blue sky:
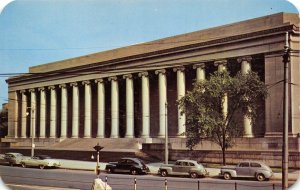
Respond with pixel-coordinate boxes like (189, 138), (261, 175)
(0, 0), (298, 106)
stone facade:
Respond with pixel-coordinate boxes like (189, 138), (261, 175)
(4, 13), (300, 158)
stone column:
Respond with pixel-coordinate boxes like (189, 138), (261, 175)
(173, 67), (186, 137)
(29, 89), (37, 138)
(155, 69), (167, 138)
(8, 91), (19, 138)
(109, 76), (119, 138)
(123, 74), (134, 138)
(138, 72), (150, 138)
(214, 60), (228, 118)
(38, 87), (46, 138)
(20, 90), (27, 138)
(59, 84), (68, 138)
(49, 85), (57, 138)
(82, 80), (92, 138)
(238, 56), (253, 137)
(95, 79), (105, 138)
(70, 82), (79, 138)
(193, 63), (206, 81)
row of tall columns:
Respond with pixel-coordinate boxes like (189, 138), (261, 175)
(16, 58), (253, 139)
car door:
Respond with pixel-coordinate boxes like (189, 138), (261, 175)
(115, 159), (127, 172)
(172, 161), (182, 173)
(236, 162), (250, 177)
(249, 162), (262, 176)
(181, 161), (193, 175)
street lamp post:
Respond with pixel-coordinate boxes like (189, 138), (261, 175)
(165, 102), (168, 165)
(282, 32), (290, 190)
(26, 107), (35, 157)
(93, 143), (104, 178)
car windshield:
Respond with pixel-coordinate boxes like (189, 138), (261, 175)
(37, 155), (51, 159)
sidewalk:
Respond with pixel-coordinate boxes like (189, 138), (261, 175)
(57, 159), (300, 181)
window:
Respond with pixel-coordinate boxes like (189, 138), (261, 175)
(188, 162), (195, 166)
(250, 163), (261, 167)
(239, 162), (249, 167)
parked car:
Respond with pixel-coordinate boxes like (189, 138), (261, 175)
(0, 154), (8, 165)
(105, 157), (150, 175)
(20, 155), (61, 169)
(158, 160), (208, 178)
(4, 152), (27, 166)
(219, 161), (273, 181)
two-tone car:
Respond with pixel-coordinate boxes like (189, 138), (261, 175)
(4, 152), (26, 166)
(20, 155), (61, 169)
(158, 160), (208, 178)
(219, 161), (273, 181)
(105, 157), (150, 175)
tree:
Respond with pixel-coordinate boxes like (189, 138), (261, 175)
(178, 70), (268, 165)
(0, 108), (8, 137)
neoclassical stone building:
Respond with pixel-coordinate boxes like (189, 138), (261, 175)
(4, 12), (300, 166)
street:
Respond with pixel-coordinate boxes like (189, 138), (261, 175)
(0, 165), (292, 190)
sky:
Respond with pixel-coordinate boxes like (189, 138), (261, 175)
(0, 0), (299, 107)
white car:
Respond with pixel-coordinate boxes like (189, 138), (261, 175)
(20, 155), (60, 169)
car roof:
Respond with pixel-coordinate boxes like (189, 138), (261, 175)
(121, 157), (141, 162)
(5, 152), (23, 156)
(176, 160), (199, 164)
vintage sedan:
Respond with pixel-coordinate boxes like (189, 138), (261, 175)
(20, 155), (61, 169)
(105, 157), (150, 175)
(158, 160), (208, 178)
(220, 161), (273, 181)
(4, 152), (26, 166)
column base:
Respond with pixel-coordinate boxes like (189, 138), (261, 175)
(125, 135), (134, 138)
(140, 135), (150, 138)
(110, 136), (119, 138)
(157, 135), (166, 138)
(96, 136), (105, 138)
(71, 136), (79, 139)
(243, 134), (254, 138)
(83, 136), (91, 138)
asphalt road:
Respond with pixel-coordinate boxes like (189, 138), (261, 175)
(0, 165), (292, 190)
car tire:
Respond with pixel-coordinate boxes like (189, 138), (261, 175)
(224, 172), (232, 180)
(161, 170), (168, 177)
(130, 169), (138, 175)
(21, 163), (26, 168)
(256, 173), (265, 181)
(190, 172), (198, 179)
(107, 168), (113, 173)
(39, 165), (45, 169)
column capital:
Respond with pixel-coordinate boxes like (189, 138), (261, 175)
(123, 74), (133, 79)
(108, 76), (118, 81)
(214, 59), (228, 67)
(193, 63), (205, 69)
(48, 85), (56, 90)
(155, 69), (166, 75)
(237, 56), (252, 63)
(28, 88), (36, 93)
(70, 82), (78, 87)
(173, 66), (185, 72)
(20, 89), (26, 93)
(59, 84), (67, 88)
(82, 80), (91, 85)
(38, 87), (45, 91)
(95, 78), (104, 83)
(138, 71), (148, 77)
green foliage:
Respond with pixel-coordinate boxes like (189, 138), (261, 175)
(0, 108), (8, 137)
(178, 70), (267, 164)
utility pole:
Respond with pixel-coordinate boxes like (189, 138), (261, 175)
(282, 31), (290, 190)
(29, 107), (35, 157)
(165, 102), (168, 164)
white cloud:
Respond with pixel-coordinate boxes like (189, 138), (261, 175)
(0, 0), (14, 14)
